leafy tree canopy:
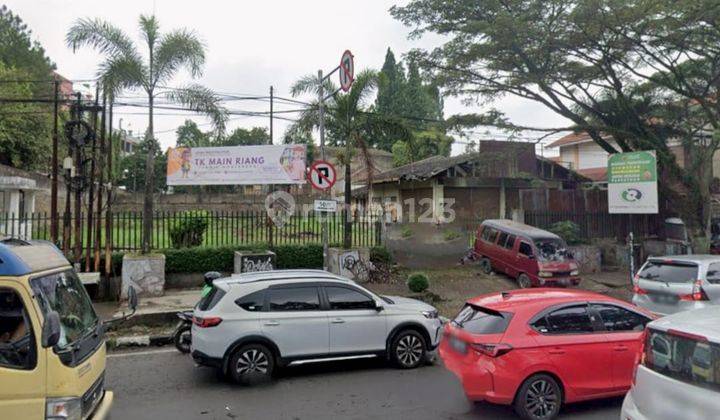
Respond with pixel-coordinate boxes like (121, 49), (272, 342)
(0, 5), (55, 86)
(119, 136), (167, 193)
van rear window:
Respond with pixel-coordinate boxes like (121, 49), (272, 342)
(452, 304), (512, 334)
(644, 329), (720, 392)
(638, 261), (698, 283)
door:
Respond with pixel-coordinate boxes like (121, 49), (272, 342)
(530, 304), (615, 399)
(502, 234), (519, 277)
(516, 240), (537, 277)
(495, 231), (510, 273)
(323, 285), (386, 354)
(589, 303), (651, 390)
(260, 285), (329, 358)
(0, 283), (45, 419)
(702, 262), (720, 302)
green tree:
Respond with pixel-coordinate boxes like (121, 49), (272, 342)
(175, 119), (211, 148)
(0, 6), (55, 87)
(119, 137), (167, 193)
(289, 69), (407, 247)
(392, 0), (720, 235)
(67, 14), (227, 253)
(220, 127), (270, 146)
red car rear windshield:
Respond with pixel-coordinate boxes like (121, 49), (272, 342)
(452, 304), (513, 334)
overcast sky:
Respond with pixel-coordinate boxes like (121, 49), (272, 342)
(7, 0), (568, 155)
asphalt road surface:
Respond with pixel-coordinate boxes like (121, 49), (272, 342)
(107, 348), (622, 420)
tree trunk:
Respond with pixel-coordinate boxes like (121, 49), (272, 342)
(142, 93), (155, 254)
(344, 143), (352, 249)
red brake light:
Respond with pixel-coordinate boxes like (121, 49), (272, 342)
(193, 316), (223, 328)
(633, 285), (647, 295)
(679, 280), (709, 301)
(470, 343), (513, 357)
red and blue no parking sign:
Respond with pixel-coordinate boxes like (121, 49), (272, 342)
(308, 160), (337, 191)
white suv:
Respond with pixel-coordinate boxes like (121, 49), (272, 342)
(622, 306), (720, 420)
(190, 270), (443, 384)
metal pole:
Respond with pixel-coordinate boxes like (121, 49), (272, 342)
(268, 85), (274, 248)
(51, 80), (59, 243)
(94, 92), (106, 273)
(318, 70), (328, 270)
(86, 87), (99, 271)
(104, 99), (114, 282)
(73, 92), (83, 265)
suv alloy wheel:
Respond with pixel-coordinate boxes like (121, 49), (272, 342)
(391, 330), (426, 369)
(228, 344), (275, 385)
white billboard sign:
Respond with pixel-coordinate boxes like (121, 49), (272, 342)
(167, 144), (307, 186)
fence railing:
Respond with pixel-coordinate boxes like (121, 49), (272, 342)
(0, 210), (383, 253)
(524, 211), (663, 240)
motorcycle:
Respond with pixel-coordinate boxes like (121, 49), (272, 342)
(173, 271), (222, 354)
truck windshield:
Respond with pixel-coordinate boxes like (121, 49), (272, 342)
(30, 270), (98, 349)
(534, 238), (570, 262)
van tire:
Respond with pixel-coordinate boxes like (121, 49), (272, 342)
(480, 257), (493, 274)
(517, 273), (532, 289)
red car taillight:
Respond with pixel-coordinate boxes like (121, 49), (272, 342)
(192, 316), (222, 328)
(470, 343), (513, 357)
(679, 280), (709, 301)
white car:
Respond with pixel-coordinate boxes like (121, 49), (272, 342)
(190, 269), (443, 384)
(621, 306), (720, 420)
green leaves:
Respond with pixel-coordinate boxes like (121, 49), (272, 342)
(165, 84), (228, 136)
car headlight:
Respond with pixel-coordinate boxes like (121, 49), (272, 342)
(538, 271), (552, 278)
(570, 270), (580, 276)
(46, 397), (82, 420)
(422, 310), (438, 319)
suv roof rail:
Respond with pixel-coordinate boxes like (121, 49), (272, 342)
(219, 269), (352, 286)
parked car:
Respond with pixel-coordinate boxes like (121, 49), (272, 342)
(190, 269), (443, 384)
(621, 306), (720, 420)
(440, 288), (654, 420)
(632, 255), (720, 316)
(473, 219), (581, 288)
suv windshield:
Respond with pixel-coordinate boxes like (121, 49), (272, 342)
(534, 238), (570, 262)
(30, 270), (98, 349)
(637, 261), (698, 283)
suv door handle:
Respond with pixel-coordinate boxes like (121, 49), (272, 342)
(331, 318), (345, 324)
(264, 321), (280, 327)
(548, 348), (565, 355)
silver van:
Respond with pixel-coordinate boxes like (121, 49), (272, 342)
(621, 306), (720, 420)
(632, 255), (720, 316)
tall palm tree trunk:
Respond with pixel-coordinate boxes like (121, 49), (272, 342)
(142, 93), (155, 253)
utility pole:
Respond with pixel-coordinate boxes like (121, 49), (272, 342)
(104, 99), (114, 282)
(318, 69), (328, 270)
(73, 92), (83, 265)
(86, 87), (100, 271)
(94, 92), (107, 272)
(268, 85), (274, 248)
(51, 79), (59, 244)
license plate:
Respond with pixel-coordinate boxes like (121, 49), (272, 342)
(649, 293), (679, 305)
(449, 336), (467, 354)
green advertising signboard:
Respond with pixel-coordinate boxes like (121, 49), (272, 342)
(607, 151), (658, 214)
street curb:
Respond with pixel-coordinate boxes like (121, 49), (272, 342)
(108, 334), (173, 350)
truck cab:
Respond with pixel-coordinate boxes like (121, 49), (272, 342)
(0, 239), (124, 420)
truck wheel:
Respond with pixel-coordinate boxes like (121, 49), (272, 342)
(228, 344), (275, 385)
(517, 273), (532, 289)
(480, 257), (493, 274)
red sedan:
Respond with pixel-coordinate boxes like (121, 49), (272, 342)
(440, 288), (654, 420)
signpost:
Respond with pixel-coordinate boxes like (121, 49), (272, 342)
(314, 199), (338, 213)
(339, 50), (355, 92)
(607, 150), (658, 284)
(308, 160), (337, 191)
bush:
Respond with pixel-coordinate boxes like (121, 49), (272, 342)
(400, 225), (413, 238)
(169, 211), (209, 248)
(272, 244), (324, 269)
(443, 229), (461, 241)
(407, 272), (429, 293)
(548, 221), (584, 245)
(370, 246), (393, 264)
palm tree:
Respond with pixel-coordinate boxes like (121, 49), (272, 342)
(67, 15), (227, 254)
(289, 69), (409, 248)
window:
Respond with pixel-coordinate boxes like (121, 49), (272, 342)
(519, 242), (534, 257)
(0, 289), (35, 370)
(325, 286), (375, 310)
(591, 304), (650, 332)
(452, 304), (513, 334)
(637, 261), (698, 284)
(482, 227), (499, 244)
(197, 287), (226, 311)
(267, 287), (320, 311)
(707, 263), (720, 284)
(497, 232), (509, 247)
(543, 305), (595, 334)
(503, 234), (516, 250)
(644, 329), (720, 392)
(235, 290), (265, 312)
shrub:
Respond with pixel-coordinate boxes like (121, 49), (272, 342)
(407, 272), (429, 293)
(370, 246), (393, 264)
(400, 225), (413, 238)
(548, 220), (584, 245)
(271, 244), (323, 269)
(443, 229), (461, 241)
(169, 211), (209, 248)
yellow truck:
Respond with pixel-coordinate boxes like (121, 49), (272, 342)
(0, 238), (136, 420)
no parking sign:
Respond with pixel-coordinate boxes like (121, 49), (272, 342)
(308, 160), (337, 191)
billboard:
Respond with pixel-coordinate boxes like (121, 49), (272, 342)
(167, 144), (307, 186)
(608, 150), (658, 214)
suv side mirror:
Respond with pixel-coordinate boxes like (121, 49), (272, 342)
(127, 286), (138, 312)
(41, 311), (61, 348)
(374, 301), (384, 312)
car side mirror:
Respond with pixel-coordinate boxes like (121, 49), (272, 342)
(375, 302), (384, 312)
(127, 286), (138, 312)
(41, 311), (61, 348)
(527, 254), (535, 260)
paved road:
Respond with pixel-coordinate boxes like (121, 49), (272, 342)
(107, 348), (622, 420)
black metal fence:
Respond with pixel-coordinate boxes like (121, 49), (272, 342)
(524, 211), (663, 240)
(0, 210), (383, 252)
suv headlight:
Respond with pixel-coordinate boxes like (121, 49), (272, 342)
(46, 397), (82, 420)
(422, 310), (438, 319)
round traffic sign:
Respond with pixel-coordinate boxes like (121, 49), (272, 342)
(339, 50), (354, 92)
(308, 160), (337, 191)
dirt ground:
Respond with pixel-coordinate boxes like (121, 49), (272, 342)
(364, 265), (633, 318)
